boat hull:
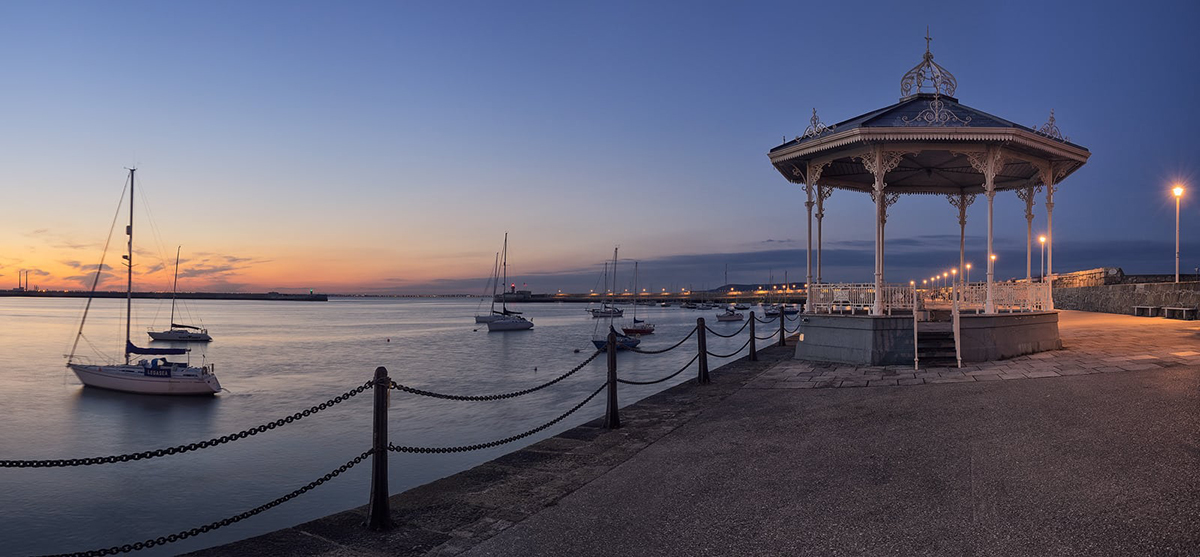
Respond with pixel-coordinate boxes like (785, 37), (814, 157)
(716, 313), (744, 322)
(148, 330), (212, 342)
(68, 363), (221, 395)
(590, 309), (623, 318)
(621, 326), (655, 335)
(474, 315), (502, 323)
(592, 336), (641, 351)
(487, 317), (534, 331)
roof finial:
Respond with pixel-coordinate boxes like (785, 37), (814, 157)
(1036, 109), (1068, 141)
(900, 29), (957, 98)
(800, 107), (835, 139)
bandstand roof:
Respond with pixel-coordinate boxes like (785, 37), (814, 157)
(769, 40), (1090, 195)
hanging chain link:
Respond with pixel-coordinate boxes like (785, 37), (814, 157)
(753, 314), (779, 324)
(2, 381), (373, 469)
(627, 326), (697, 354)
(705, 319), (749, 338)
(44, 450), (372, 557)
(755, 329), (779, 341)
(389, 350), (601, 402)
(616, 354), (699, 385)
(706, 338), (752, 359)
(389, 382), (606, 454)
(785, 322), (803, 334)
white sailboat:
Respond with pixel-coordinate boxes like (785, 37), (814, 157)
(148, 246), (212, 342)
(621, 261), (654, 335)
(487, 233), (533, 332)
(592, 247), (640, 351)
(587, 262), (623, 318)
(67, 169), (222, 396)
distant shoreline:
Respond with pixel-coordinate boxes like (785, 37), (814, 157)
(1, 290), (327, 302)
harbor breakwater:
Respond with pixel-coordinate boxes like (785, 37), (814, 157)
(0, 290), (328, 301)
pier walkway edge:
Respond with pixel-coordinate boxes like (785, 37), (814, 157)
(190, 310), (1200, 556)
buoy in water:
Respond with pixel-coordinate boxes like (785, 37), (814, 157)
(386, 338), (390, 342)
(573, 348), (581, 353)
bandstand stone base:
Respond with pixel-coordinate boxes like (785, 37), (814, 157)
(794, 311), (1061, 365)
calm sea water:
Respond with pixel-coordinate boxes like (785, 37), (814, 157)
(0, 296), (759, 556)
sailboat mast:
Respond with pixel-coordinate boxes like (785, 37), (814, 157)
(169, 246), (180, 326)
(501, 233), (508, 313)
(125, 168), (135, 364)
(489, 251), (499, 314)
(632, 261), (638, 320)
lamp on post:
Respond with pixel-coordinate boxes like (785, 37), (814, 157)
(951, 268), (958, 285)
(1174, 185), (1185, 283)
(1038, 235), (1047, 282)
(965, 262), (971, 284)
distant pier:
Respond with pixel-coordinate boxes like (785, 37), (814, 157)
(1, 290), (328, 301)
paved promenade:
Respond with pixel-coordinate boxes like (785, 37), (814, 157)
(196, 310), (1199, 556)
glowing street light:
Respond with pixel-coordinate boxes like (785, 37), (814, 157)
(965, 262), (972, 284)
(1038, 236), (1047, 282)
(1174, 184), (1185, 283)
(951, 268), (957, 285)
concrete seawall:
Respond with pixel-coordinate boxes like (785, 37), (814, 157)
(187, 343), (798, 556)
(1054, 281), (1200, 314)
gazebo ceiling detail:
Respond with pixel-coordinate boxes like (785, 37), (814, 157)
(769, 37), (1090, 195)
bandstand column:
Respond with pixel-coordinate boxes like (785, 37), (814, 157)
(816, 185), (831, 283)
(948, 193), (975, 285)
(857, 147), (906, 316)
(804, 183), (815, 312)
(983, 147), (1001, 314)
(1018, 187), (1039, 282)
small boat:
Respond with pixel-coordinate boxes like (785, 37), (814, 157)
(658, 301), (672, 308)
(67, 169), (221, 395)
(782, 304), (800, 315)
(763, 304), (782, 318)
(682, 302), (698, 309)
(716, 308), (744, 322)
(733, 303), (750, 310)
(148, 247), (212, 342)
(593, 328), (642, 351)
(486, 233), (533, 332)
(621, 262), (655, 335)
(591, 247), (640, 350)
(589, 305), (623, 318)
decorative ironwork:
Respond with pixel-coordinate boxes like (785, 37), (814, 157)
(1035, 109), (1069, 142)
(899, 29), (958, 98)
(815, 185), (833, 219)
(807, 160), (830, 185)
(1016, 186), (1043, 219)
(800, 108), (836, 139)
(858, 150), (909, 178)
(902, 95), (971, 127)
(947, 193), (977, 226)
(954, 149), (1005, 179)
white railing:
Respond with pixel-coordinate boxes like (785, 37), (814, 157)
(953, 281), (1052, 313)
(808, 283), (915, 314)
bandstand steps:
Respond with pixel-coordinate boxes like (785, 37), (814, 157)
(916, 328), (958, 367)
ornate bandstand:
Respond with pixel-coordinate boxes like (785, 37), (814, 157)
(768, 34), (1090, 366)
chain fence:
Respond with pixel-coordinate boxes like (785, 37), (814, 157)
(389, 382), (607, 454)
(704, 319), (749, 338)
(389, 350), (602, 402)
(47, 450), (372, 557)
(616, 354), (699, 386)
(753, 314), (779, 323)
(2, 381), (373, 469)
(755, 329), (780, 341)
(627, 326), (697, 355)
(706, 337), (752, 359)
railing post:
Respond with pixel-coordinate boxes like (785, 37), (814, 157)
(366, 366), (392, 531)
(696, 318), (710, 384)
(749, 311), (758, 361)
(604, 330), (620, 429)
(778, 311), (786, 347)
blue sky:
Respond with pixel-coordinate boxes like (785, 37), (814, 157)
(1, 0), (1197, 293)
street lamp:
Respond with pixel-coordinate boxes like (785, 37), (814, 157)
(951, 268), (957, 285)
(1038, 235), (1047, 282)
(965, 262), (971, 284)
(1174, 185), (1185, 283)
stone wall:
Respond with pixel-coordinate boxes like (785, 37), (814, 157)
(1053, 281), (1200, 314)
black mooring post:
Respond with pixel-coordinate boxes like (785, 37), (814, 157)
(604, 330), (620, 429)
(366, 366), (392, 531)
(778, 312), (786, 347)
(749, 311), (758, 361)
(696, 318), (710, 384)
